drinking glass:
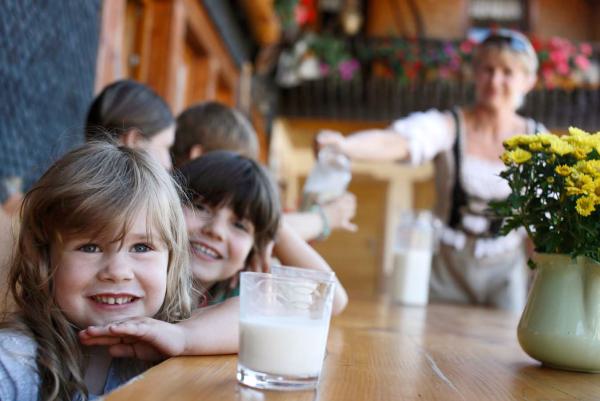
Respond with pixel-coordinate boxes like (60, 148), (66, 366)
(237, 271), (336, 390)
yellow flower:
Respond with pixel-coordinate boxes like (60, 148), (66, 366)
(508, 148), (532, 164)
(547, 177), (555, 184)
(500, 151), (512, 165)
(548, 139), (574, 156)
(528, 142), (544, 151)
(577, 160), (600, 177)
(567, 186), (584, 196)
(504, 135), (533, 149)
(555, 165), (571, 176)
(576, 195), (597, 216)
(573, 147), (591, 160)
(569, 126), (591, 138)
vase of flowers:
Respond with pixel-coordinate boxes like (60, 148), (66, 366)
(492, 127), (600, 372)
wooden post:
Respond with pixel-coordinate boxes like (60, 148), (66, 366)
(94, 0), (127, 93)
(138, 0), (185, 110)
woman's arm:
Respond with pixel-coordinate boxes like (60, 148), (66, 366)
(272, 221), (349, 315)
(316, 129), (409, 162)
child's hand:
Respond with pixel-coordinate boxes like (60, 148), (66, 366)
(248, 240), (275, 273)
(79, 317), (187, 361)
(323, 192), (358, 232)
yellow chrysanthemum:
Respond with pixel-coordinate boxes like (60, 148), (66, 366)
(573, 147), (591, 160)
(528, 142), (544, 151)
(547, 177), (555, 184)
(500, 151), (512, 165)
(577, 174), (593, 187)
(504, 134), (534, 149)
(555, 165), (572, 176)
(548, 139), (574, 156)
(567, 186), (584, 196)
(576, 160), (600, 177)
(576, 195), (597, 217)
(569, 126), (591, 138)
(508, 148), (532, 164)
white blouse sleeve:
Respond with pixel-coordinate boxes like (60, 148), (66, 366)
(389, 109), (455, 165)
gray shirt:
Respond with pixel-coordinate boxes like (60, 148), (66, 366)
(0, 330), (142, 401)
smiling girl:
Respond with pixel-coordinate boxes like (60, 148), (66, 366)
(0, 141), (192, 400)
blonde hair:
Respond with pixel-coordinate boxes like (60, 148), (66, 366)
(2, 141), (192, 400)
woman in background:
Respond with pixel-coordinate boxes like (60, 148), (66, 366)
(317, 29), (547, 312)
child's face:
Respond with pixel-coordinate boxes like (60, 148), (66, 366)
(52, 210), (169, 328)
(140, 125), (175, 170)
(184, 203), (255, 288)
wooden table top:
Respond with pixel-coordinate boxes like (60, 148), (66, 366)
(104, 297), (600, 401)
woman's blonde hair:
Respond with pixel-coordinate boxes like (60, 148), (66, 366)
(2, 141), (192, 400)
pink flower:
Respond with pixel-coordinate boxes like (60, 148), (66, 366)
(580, 43), (593, 56)
(575, 54), (591, 70)
(550, 50), (567, 65)
(320, 63), (330, 76)
(459, 39), (475, 54)
(556, 61), (570, 76)
(338, 59), (360, 80)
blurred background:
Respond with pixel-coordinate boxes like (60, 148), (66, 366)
(2, 0), (600, 297)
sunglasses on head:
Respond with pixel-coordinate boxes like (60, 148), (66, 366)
(481, 29), (530, 53)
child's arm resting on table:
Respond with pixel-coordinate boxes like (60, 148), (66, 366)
(273, 221), (349, 315)
(79, 296), (239, 360)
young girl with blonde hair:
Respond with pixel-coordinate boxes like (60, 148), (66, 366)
(0, 141), (192, 400)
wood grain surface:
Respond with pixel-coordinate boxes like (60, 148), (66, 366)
(105, 296), (600, 401)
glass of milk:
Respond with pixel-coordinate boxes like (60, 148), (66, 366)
(271, 264), (335, 282)
(237, 271), (336, 391)
(390, 210), (439, 306)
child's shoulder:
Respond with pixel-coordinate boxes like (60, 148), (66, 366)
(0, 329), (39, 401)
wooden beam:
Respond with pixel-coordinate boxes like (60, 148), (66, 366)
(239, 0), (281, 46)
(182, 0), (239, 91)
(139, 0), (185, 109)
(94, 0), (127, 93)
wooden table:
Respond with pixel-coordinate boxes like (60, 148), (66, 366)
(104, 297), (600, 401)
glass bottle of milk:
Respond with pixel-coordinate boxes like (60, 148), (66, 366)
(391, 210), (439, 306)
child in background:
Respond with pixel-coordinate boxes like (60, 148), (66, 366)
(179, 151), (348, 313)
(86, 79), (175, 170)
(172, 101), (357, 241)
(0, 142), (201, 400)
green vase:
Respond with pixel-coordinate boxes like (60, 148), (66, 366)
(518, 253), (600, 372)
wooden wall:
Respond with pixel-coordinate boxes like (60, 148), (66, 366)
(365, 0), (469, 39)
(531, 0), (596, 41)
(95, 0), (270, 161)
(365, 0), (600, 41)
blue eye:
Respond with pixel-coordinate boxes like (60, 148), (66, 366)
(234, 219), (254, 234)
(79, 244), (101, 253)
(132, 243), (152, 253)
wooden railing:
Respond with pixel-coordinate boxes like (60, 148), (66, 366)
(278, 78), (600, 132)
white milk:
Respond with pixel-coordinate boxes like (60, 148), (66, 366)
(391, 249), (432, 306)
(239, 316), (329, 377)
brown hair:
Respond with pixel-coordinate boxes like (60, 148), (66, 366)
(172, 102), (259, 167)
(85, 79), (174, 141)
(3, 141), (191, 400)
(178, 150), (280, 268)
